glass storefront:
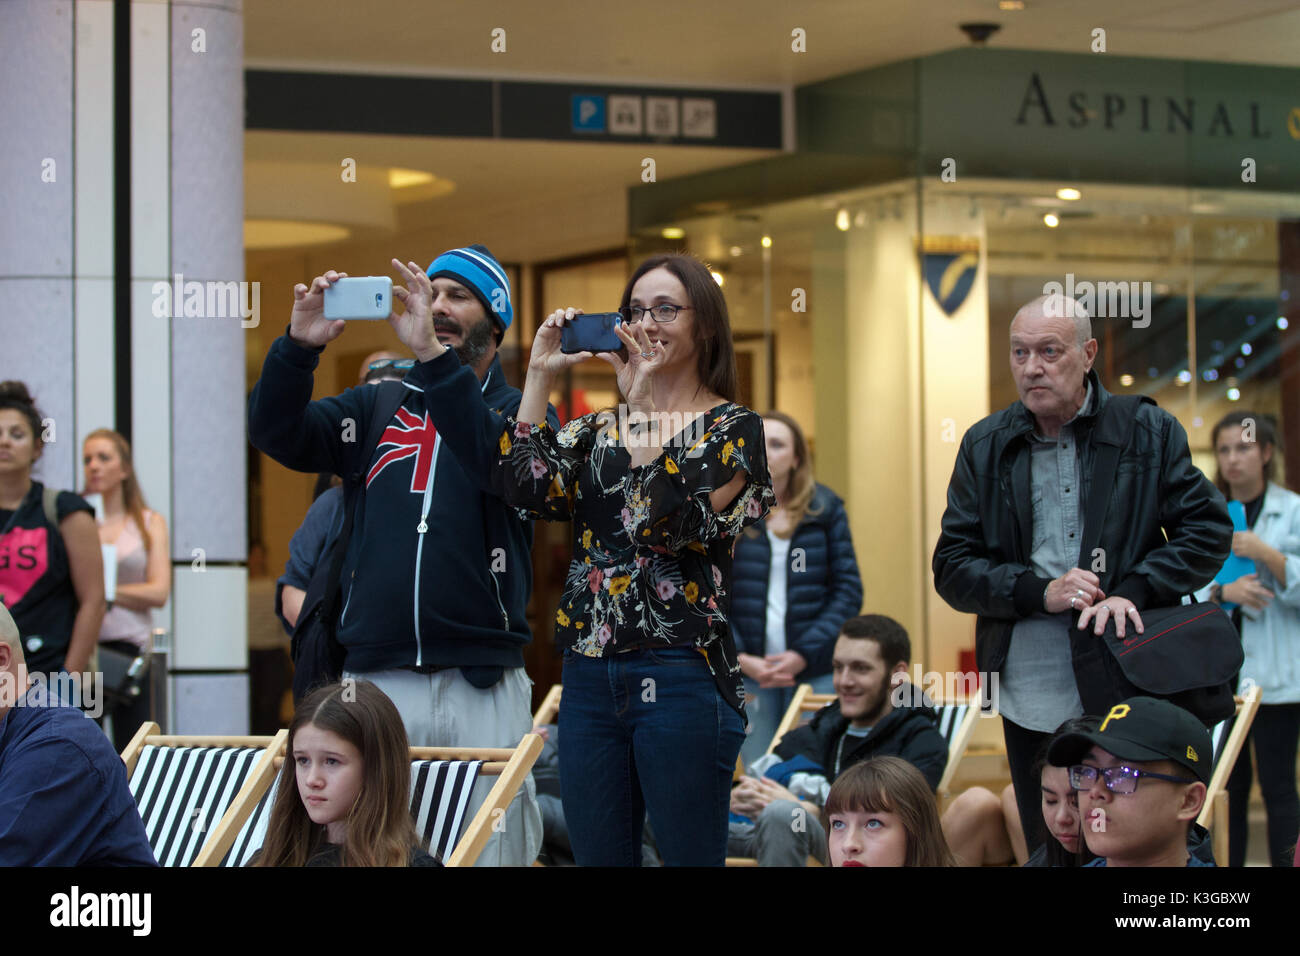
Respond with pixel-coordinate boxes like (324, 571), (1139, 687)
(629, 178), (1300, 670)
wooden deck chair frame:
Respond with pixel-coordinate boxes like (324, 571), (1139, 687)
(1196, 685), (1262, 866)
(120, 722), (289, 868)
(532, 684), (562, 727)
(198, 733), (544, 867)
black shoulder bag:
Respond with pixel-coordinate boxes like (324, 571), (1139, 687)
(290, 382), (406, 703)
(1071, 395), (1242, 726)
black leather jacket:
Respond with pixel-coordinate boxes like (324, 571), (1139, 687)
(932, 371), (1232, 677)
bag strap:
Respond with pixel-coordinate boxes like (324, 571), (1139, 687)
(318, 382), (407, 618)
(1077, 394), (1146, 572)
(43, 485), (59, 527)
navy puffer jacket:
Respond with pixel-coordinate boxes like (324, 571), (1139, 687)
(729, 483), (863, 678)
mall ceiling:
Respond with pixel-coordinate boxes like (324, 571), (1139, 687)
(245, 0), (1300, 83)
(242, 0), (1300, 264)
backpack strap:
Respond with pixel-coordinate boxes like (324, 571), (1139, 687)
(42, 485), (60, 527)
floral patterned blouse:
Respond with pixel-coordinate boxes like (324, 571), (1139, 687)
(495, 402), (774, 717)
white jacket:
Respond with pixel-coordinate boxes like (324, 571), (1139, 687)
(1196, 483), (1300, 704)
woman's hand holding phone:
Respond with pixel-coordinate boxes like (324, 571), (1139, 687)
(530, 309), (595, 379)
(602, 319), (664, 414)
(288, 270), (350, 347)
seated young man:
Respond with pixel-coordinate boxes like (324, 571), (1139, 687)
(0, 605), (156, 866)
(1047, 696), (1213, 868)
(727, 614), (949, 866)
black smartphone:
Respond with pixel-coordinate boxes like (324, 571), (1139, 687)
(560, 312), (624, 354)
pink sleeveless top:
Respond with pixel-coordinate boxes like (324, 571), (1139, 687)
(98, 510), (154, 650)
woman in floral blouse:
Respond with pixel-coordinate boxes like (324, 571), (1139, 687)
(499, 255), (772, 864)
(391, 252), (771, 862)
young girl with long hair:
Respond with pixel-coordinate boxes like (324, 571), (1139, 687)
(82, 428), (170, 750)
(253, 680), (440, 867)
(822, 756), (955, 867)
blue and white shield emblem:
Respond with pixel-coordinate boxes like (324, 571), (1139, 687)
(921, 238), (979, 317)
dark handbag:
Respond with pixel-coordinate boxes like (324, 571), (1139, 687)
(1071, 395), (1242, 726)
(290, 382), (406, 703)
(98, 643), (149, 712)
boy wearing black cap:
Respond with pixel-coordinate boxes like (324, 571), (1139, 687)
(1048, 696), (1214, 867)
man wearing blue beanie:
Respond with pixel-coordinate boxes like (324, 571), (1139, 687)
(248, 244), (558, 866)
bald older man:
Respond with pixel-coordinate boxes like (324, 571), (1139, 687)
(933, 294), (1230, 854)
(0, 603), (155, 865)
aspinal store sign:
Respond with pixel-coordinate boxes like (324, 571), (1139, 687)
(917, 48), (1299, 188)
(798, 48), (1299, 190)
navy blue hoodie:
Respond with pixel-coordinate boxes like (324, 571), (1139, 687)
(247, 333), (558, 673)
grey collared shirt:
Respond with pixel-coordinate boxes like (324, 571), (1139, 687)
(999, 383), (1094, 732)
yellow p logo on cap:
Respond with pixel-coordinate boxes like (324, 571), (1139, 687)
(1100, 704), (1131, 733)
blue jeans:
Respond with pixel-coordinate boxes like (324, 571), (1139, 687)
(739, 671), (835, 769)
(559, 645), (746, 866)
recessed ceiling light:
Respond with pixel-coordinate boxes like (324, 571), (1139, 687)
(999, 0), (1025, 9)
(1119, 374), (1134, 387)
(388, 168), (435, 189)
(1056, 187), (1081, 201)
(244, 219), (351, 250)
(761, 235), (773, 248)
(661, 227), (685, 240)
(835, 210), (850, 231)
(711, 271), (725, 287)
(729, 245), (743, 257)
(1043, 213), (1060, 228)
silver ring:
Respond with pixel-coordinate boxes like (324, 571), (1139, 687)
(1070, 596), (1077, 608)
(640, 350), (656, 358)
(1127, 606), (1138, 616)
(1076, 589), (1085, 598)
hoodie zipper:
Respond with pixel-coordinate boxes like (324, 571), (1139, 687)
(412, 435), (442, 667)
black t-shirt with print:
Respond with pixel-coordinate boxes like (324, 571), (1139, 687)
(0, 482), (95, 673)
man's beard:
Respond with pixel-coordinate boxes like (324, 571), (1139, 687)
(444, 315), (496, 368)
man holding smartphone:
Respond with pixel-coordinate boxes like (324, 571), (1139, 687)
(248, 244), (558, 866)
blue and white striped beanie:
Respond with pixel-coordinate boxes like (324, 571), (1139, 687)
(426, 244), (512, 336)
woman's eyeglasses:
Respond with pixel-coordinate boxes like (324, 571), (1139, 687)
(619, 304), (693, 324)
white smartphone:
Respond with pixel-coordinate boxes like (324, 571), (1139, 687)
(322, 276), (393, 320)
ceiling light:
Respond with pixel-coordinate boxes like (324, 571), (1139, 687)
(729, 245), (742, 257)
(1227, 387), (1241, 402)
(661, 227), (685, 240)
(999, 0), (1025, 9)
(388, 168), (435, 189)
(244, 219), (351, 250)
(1043, 213), (1060, 228)
(854, 210), (867, 228)
(835, 209), (850, 231)
(761, 235), (773, 248)
(1176, 370), (1192, 385)
(1055, 187), (1081, 201)
(1278, 317), (1290, 330)
(1119, 374), (1134, 387)
(711, 271), (725, 287)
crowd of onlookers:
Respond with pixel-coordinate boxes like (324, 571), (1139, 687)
(1, 247), (1297, 867)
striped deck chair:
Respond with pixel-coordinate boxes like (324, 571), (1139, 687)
(1197, 685), (1263, 865)
(120, 721), (286, 868)
(204, 735), (544, 867)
